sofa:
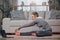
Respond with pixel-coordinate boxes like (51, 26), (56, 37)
(2, 11), (60, 33)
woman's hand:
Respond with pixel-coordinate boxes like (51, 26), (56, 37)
(15, 28), (21, 32)
(15, 28), (20, 36)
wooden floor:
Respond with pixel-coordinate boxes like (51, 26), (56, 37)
(7, 34), (60, 39)
(0, 34), (59, 40)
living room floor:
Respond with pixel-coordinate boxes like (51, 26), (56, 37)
(0, 34), (60, 40)
(6, 34), (60, 38)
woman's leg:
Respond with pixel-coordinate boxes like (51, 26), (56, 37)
(36, 31), (52, 37)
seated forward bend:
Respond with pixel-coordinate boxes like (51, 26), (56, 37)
(17, 12), (52, 37)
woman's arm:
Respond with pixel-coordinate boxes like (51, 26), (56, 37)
(18, 20), (37, 30)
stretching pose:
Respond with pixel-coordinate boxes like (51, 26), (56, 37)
(17, 12), (52, 37)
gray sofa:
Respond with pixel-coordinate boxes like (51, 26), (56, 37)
(2, 11), (60, 33)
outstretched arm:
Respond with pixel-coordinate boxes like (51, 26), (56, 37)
(18, 20), (37, 30)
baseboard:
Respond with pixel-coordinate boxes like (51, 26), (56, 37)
(53, 32), (60, 34)
(6, 33), (15, 35)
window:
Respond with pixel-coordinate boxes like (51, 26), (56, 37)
(11, 0), (49, 20)
(17, 0), (49, 5)
(23, 7), (30, 11)
(36, 6), (46, 11)
(17, 0), (49, 11)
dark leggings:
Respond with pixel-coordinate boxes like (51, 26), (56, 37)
(20, 31), (52, 37)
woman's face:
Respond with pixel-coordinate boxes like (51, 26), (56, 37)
(32, 15), (36, 20)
